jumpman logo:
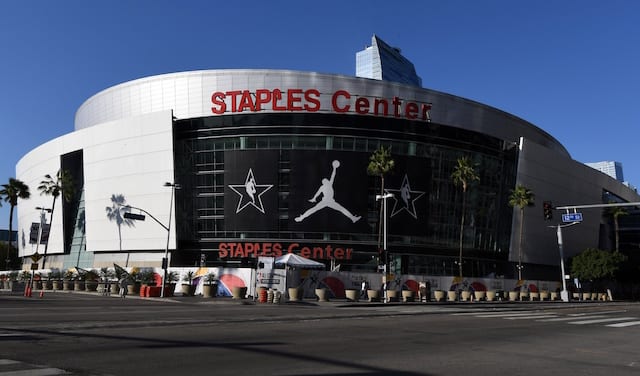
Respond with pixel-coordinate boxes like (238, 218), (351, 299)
(295, 160), (361, 223)
(228, 169), (273, 214)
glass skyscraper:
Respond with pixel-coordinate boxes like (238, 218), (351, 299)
(356, 35), (423, 87)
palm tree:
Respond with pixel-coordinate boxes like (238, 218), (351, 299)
(0, 178), (31, 266)
(606, 205), (628, 253)
(105, 194), (135, 266)
(37, 169), (75, 269)
(367, 146), (395, 251)
(508, 185), (535, 280)
(451, 156), (479, 277)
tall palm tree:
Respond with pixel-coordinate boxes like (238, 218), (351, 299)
(105, 194), (135, 266)
(607, 205), (627, 253)
(0, 178), (31, 266)
(367, 146), (395, 251)
(451, 156), (479, 277)
(508, 185), (535, 280)
(37, 169), (75, 269)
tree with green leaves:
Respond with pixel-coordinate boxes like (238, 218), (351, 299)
(451, 156), (479, 277)
(606, 205), (628, 253)
(37, 169), (75, 268)
(571, 248), (626, 289)
(367, 146), (395, 251)
(0, 178), (31, 267)
(508, 185), (535, 280)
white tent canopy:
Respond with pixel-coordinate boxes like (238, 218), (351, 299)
(275, 253), (325, 269)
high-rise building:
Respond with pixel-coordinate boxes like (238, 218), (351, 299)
(585, 161), (624, 182)
(356, 35), (422, 87)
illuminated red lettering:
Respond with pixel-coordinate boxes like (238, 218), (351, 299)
(331, 90), (350, 113)
(421, 103), (432, 121)
(237, 90), (256, 112)
(355, 97), (370, 114)
(392, 96), (402, 117)
(219, 242), (229, 258)
(255, 89), (271, 111)
(226, 91), (242, 112)
(211, 92), (226, 114)
(287, 89), (303, 111)
(304, 89), (320, 111)
(405, 102), (418, 119)
(272, 89), (286, 111)
(373, 98), (389, 117)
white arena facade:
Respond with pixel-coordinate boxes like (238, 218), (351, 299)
(15, 69), (640, 297)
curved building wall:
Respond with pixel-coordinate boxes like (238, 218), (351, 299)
(14, 69), (639, 277)
(75, 70), (569, 157)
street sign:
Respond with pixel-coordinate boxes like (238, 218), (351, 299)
(562, 212), (583, 223)
(123, 212), (146, 221)
(30, 252), (42, 262)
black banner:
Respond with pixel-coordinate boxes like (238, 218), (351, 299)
(224, 150), (279, 231)
(290, 151), (369, 232)
(384, 157), (430, 235)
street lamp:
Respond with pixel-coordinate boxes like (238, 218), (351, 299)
(162, 182), (180, 298)
(376, 192), (394, 303)
(118, 181), (180, 298)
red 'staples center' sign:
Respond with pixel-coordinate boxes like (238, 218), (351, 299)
(211, 88), (432, 122)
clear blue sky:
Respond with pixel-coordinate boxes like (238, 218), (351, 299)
(1, 1), (639, 229)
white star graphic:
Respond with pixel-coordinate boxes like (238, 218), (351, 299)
(386, 174), (425, 219)
(228, 169), (274, 214)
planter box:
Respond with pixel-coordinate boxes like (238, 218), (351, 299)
(181, 284), (196, 296)
(402, 290), (415, 302)
(63, 281), (74, 291)
(288, 287), (301, 301)
(540, 291), (550, 301)
(530, 292), (540, 301)
(433, 290), (446, 302)
(203, 284), (217, 298)
(85, 281), (99, 292)
(315, 288), (328, 302)
(345, 289), (359, 302)
(486, 290), (496, 301)
(508, 291), (519, 301)
(367, 289), (380, 302)
(232, 286), (247, 299)
(460, 290), (471, 302)
(74, 281), (86, 291)
(474, 291), (486, 301)
(387, 289), (400, 302)
(447, 290), (458, 302)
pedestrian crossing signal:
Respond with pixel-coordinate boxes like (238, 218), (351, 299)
(543, 201), (553, 220)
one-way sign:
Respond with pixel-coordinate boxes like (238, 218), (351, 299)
(562, 212), (583, 222)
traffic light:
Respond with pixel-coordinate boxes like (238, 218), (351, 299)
(543, 201), (553, 220)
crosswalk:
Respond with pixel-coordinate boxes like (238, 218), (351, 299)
(453, 309), (640, 328)
(0, 358), (71, 375)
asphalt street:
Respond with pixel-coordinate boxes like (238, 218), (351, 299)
(1, 291), (639, 375)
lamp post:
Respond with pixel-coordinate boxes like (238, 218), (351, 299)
(162, 182), (180, 298)
(376, 192), (394, 303)
(119, 182), (180, 298)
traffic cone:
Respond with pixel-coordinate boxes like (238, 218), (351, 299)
(39, 290), (44, 298)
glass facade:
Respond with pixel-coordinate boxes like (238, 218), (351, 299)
(172, 113), (517, 277)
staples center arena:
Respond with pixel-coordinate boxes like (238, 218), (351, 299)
(16, 39), (639, 285)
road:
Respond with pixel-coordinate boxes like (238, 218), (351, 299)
(1, 292), (639, 375)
